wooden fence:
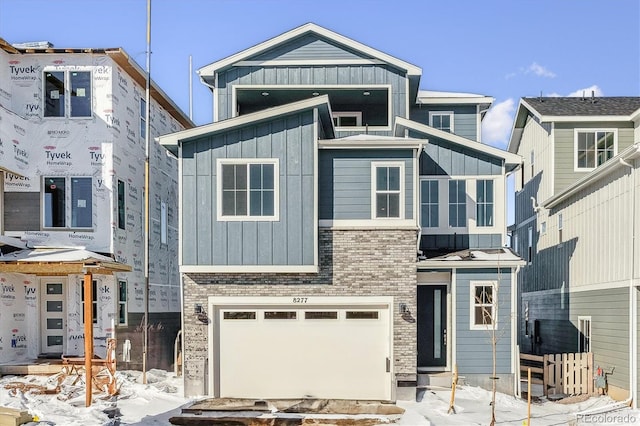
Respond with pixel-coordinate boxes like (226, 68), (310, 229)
(520, 352), (594, 396)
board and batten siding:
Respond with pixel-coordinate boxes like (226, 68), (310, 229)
(318, 150), (413, 220)
(181, 110), (316, 266)
(553, 122), (635, 195)
(250, 33), (373, 61)
(416, 136), (503, 177)
(455, 268), (512, 374)
(409, 105), (479, 141)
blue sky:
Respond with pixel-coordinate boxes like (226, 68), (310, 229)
(1, 0), (639, 224)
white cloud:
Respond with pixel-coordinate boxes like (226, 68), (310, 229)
(525, 62), (556, 78)
(482, 98), (515, 148)
(566, 85), (604, 97)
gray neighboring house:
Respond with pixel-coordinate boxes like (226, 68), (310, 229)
(509, 96), (640, 404)
(159, 23), (524, 401)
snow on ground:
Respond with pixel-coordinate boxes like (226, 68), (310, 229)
(1, 370), (640, 425)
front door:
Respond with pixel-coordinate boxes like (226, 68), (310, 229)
(40, 279), (66, 355)
(417, 284), (447, 368)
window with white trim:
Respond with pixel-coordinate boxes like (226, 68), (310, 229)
(448, 180), (466, 227)
(43, 176), (92, 229)
(372, 162), (403, 219)
(470, 281), (497, 329)
(218, 159), (278, 220)
(332, 111), (362, 127)
(476, 179), (494, 227)
(527, 226), (533, 264)
(44, 70), (91, 118)
(118, 280), (128, 326)
(429, 111), (453, 133)
(558, 213), (563, 243)
(575, 129), (616, 170)
(578, 316), (591, 352)
(420, 180), (439, 227)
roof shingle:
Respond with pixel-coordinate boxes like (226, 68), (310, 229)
(523, 96), (640, 116)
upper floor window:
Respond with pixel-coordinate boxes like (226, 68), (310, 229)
(217, 159), (278, 221)
(332, 111), (362, 128)
(118, 280), (128, 326)
(44, 70), (91, 118)
(575, 129), (616, 170)
(448, 180), (466, 227)
(429, 112), (454, 133)
(372, 162), (404, 219)
(420, 180), (439, 227)
(44, 176), (92, 229)
(476, 180), (494, 227)
(117, 180), (126, 230)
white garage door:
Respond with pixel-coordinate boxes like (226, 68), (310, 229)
(213, 297), (392, 400)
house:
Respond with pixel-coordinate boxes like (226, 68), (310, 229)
(0, 37), (193, 370)
(158, 23), (524, 400)
(508, 96), (640, 403)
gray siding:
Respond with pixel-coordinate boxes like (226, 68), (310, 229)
(181, 110), (316, 266)
(456, 268), (512, 374)
(553, 122), (635, 194)
(409, 105), (478, 140)
(416, 135), (503, 176)
(318, 150), (413, 221)
(421, 234), (503, 251)
(250, 34), (374, 61)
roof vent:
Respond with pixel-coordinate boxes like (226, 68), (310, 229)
(591, 90), (596, 103)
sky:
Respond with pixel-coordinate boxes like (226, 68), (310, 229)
(0, 0), (639, 223)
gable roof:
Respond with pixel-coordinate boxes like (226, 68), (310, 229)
(197, 23), (422, 81)
(393, 117), (522, 170)
(157, 96), (334, 156)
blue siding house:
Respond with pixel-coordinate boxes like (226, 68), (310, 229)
(158, 23), (524, 401)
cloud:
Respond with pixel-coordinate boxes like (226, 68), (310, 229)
(482, 99), (516, 148)
(547, 85), (604, 97)
(525, 62), (556, 78)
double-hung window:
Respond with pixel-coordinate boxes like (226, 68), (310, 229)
(470, 281), (497, 329)
(575, 129), (616, 170)
(448, 180), (466, 227)
(476, 180), (494, 227)
(429, 112), (453, 133)
(372, 162), (404, 219)
(44, 70), (92, 118)
(218, 159), (278, 220)
(44, 176), (92, 229)
(420, 180), (439, 227)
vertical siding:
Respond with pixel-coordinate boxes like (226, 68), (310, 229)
(181, 110), (316, 266)
(409, 105), (479, 140)
(250, 34), (372, 61)
(318, 150), (414, 220)
(455, 268), (512, 374)
(417, 136), (503, 177)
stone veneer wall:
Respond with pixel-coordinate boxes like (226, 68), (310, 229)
(182, 228), (418, 396)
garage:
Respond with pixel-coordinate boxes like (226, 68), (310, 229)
(209, 296), (393, 401)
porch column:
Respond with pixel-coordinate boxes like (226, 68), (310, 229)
(84, 270), (93, 407)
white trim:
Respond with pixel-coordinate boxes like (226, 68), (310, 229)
(573, 128), (618, 172)
(371, 161), (405, 220)
(469, 280), (498, 331)
(235, 59), (388, 67)
(577, 315), (592, 352)
(476, 105), (482, 143)
(215, 158), (280, 221)
(332, 111), (362, 127)
(451, 269), (457, 367)
(318, 219), (417, 229)
(413, 148), (419, 228)
(319, 139), (423, 150)
(510, 267), (518, 377)
(181, 264), (319, 273)
(428, 111), (455, 133)
(313, 108), (319, 275)
(419, 259), (525, 269)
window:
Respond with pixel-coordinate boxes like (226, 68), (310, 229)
(575, 129), (616, 170)
(161, 200), (167, 244)
(476, 180), (494, 227)
(140, 98), (147, 140)
(420, 180), (439, 227)
(578, 316), (591, 352)
(558, 213), (564, 243)
(372, 162), (403, 219)
(448, 180), (466, 227)
(530, 150), (535, 179)
(528, 226), (533, 264)
(218, 159), (278, 220)
(43, 70), (91, 118)
(44, 177), (92, 229)
(81, 280), (98, 324)
(118, 280), (127, 325)
(429, 112), (453, 133)
(471, 282), (497, 329)
(513, 233), (519, 255)
(332, 111), (362, 127)
(117, 180), (126, 230)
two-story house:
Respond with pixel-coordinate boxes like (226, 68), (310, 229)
(158, 23), (523, 400)
(0, 37), (193, 370)
(509, 96), (640, 403)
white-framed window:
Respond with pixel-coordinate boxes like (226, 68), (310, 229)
(429, 111), (454, 133)
(448, 180), (466, 227)
(372, 162), (404, 219)
(43, 176), (93, 229)
(527, 226), (533, 264)
(160, 200), (167, 245)
(558, 213), (564, 243)
(332, 111), (362, 127)
(540, 221), (547, 235)
(470, 281), (497, 330)
(420, 180), (439, 227)
(513, 233), (519, 255)
(578, 316), (591, 352)
(117, 280), (128, 326)
(574, 129), (617, 171)
(217, 159), (279, 221)
(476, 179), (494, 227)
(530, 150), (535, 179)
(43, 70), (92, 118)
